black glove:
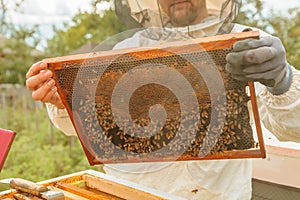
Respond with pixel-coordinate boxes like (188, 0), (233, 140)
(225, 35), (293, 95)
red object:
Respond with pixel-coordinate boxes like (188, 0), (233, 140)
(0, 128), (15, 171)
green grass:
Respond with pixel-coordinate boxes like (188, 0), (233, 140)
(0, 104), (100, 191)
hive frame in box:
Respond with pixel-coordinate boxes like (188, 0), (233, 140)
(45, 31), (266, 165)
(0, 170), (185, 200)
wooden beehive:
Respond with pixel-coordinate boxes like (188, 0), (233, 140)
(0, 170), (183, 200)
(44, 31), (266, 165)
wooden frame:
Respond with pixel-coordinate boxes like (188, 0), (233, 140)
(44, 31), (266, 165)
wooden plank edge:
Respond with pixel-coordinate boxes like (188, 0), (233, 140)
(82, 174), (165, 200)
(90, 149), (264, 164)
(44, 31), (259, 70)
(54, 182), (114, 200)
(248, 82), (266, 159)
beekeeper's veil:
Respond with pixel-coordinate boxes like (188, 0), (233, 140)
(125, 0), (241, 39)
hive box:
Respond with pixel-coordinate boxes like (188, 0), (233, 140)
(0, 170), (184, 200)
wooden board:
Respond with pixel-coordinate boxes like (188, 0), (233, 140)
(44, 31), (266, 164)
(0, 170), (184, 200)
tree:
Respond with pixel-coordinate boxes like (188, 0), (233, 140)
(0, 0), (25, 33)
(46, 3), (130, 56)
(114, 0), (142, 29)
(237, 0), (267, 30)
(266, 8), (300, 68)
(0, 0), (44, 84)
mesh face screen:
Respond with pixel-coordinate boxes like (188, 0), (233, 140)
(47, 31), (265, 164)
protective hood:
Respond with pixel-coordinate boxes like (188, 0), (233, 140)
(126, 0), (240, 38)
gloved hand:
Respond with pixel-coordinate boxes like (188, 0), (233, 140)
(225, 35), (293, 95)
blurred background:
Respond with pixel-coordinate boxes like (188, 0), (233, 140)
(0, 0), (299, 191)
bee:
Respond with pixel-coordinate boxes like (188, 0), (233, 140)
(191, 189), (198, 194)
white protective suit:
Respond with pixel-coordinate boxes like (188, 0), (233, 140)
(46, 1), (300, 199)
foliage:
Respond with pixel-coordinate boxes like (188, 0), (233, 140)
(0, 104), (99, 190)
(0, 0), (25, 33)
(237, 0), (267, 30)
(45, 8), (128, 56)
(266, 8), (300, 68)
(0, 27), (44, 84)
(0, 0), (45, 85)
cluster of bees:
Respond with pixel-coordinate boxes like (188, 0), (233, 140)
(56, 48), (255, 163)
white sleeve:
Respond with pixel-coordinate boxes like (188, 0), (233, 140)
(256, 67), (300, 142)
(45, 103), (77, 136)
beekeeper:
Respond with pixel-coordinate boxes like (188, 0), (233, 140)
(26, 0), (300, 199)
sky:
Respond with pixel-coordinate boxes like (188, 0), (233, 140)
(5, 0), (110, 50)
(4, 0), (300, 50)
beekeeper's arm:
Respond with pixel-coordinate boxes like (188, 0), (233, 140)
(45, 103), (77, 136)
